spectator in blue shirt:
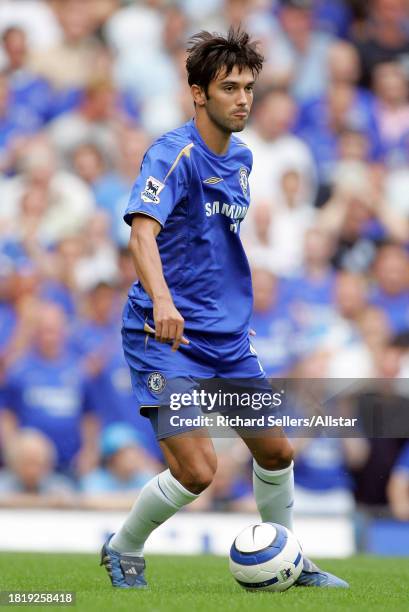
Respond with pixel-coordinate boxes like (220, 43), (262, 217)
(1, 302), (99, 476)
(372, 62), (409, 165)
(370, 244), (409, 333)
(249, 267), (299, 376)
(79, 423), (157, 509)
(268, 0), (334, 103)
(352, 0), (409, 90)
(295, 40), (379, 192)
(71, 142), (130, 244)
(69, 281), (121, 370)
(0, 428), (76, 507)
(312, 0), (353, 39)
(87, 338), (163, 463)
(317, 165), (409, 272)
(2, 27), (55, 125)
(0, 74), (41, 173)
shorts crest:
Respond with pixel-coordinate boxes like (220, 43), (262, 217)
(147, 371), (166, 393)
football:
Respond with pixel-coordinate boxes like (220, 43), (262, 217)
(229, 522), (303, 592)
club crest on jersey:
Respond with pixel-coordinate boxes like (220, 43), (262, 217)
(147, 371), (166, 393)
(141, 176), (165, 204)
(239, 167), (248, 195)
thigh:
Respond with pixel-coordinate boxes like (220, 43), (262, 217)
(145, 398), (214, 440)
(159, 430), (217, 477)
(239, 429), (294, 470)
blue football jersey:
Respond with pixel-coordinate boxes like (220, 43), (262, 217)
(4, 350), (94, 470)
(124, 119), (253, 334)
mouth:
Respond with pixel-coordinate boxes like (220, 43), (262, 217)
(232, 112), (248, 118)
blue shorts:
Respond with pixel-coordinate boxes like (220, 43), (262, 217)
(121, 300), (275, 439)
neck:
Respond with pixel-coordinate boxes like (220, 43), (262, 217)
(39, 347), (61, 360)
(8, 61), (24, 71)
(382, 98), (404, 110)
(194, 112), (231, 155)
(291, 32), (310, 54)
(285, 195), (298, 208)
(306, 262), (328, 278)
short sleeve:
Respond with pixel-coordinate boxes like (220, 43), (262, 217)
(124, 141), (192, 228)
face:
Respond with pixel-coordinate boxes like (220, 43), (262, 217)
(12, 439), (52, 490)
(373, 63), (407, 104)
(20, 185), (48, 217)
(358, 307), (391, 348)
(280, 7), (312, 40)
(335, 272), (368, 318)
(252, 268), (277, 312)
(3, 29), (26, 65)
(281, 170), (301, 199)
(379, 345), (403, 378)
(118, 127), (150, 171)
(304, 228), (334, 265)
(58, 0), (92, 41)
(328, 42), (360, 84)
(73, 145), (104, 183)
(374, 0), (406, 23)
(255, 92), (295, 139)
(89, 285), (116, 322)
(34, 305), (67, 357)
(194, 65), (255, 133)
(109, 446), (146, 480)
(339, 131), (369, 161)
(374, 246), (409, 295)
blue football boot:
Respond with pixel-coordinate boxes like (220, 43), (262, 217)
(100, 533), (147, 589)
(295, 556), (349, 588)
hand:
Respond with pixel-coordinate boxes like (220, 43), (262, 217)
(153, 297), (190, 351)
(249, 328), (257, 337)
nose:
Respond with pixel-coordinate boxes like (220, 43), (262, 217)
(236, 88), (248, 107)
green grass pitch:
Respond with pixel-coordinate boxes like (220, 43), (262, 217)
(0, 553), (408, 612)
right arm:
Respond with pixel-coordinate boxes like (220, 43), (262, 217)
(128, 214), (189, 351)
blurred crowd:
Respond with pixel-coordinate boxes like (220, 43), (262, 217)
(0, 0), (409, 526)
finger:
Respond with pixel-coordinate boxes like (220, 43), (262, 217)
(172, 338), (180, 351)
(249, 328), (257, 336)
(171, 321), (183, 352)
(180, 335), (189, 345)
(155, 320), (162, 342)
(172, 322), (184, 351)
(160, 321), (169, 342)
(168, 322), (177, 342)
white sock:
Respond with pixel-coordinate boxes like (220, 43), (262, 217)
(253, 459), (294, 531)
(110, 469), (199, 555)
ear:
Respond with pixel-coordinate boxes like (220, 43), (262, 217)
(191, 84), (207, 107)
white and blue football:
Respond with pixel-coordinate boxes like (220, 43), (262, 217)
(229, 522), (303, 592)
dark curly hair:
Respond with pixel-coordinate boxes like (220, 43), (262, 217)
(186, 27), (264, 96)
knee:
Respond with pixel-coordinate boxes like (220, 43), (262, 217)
(255, 442), (294, 471)
(172, 454), (218, 494)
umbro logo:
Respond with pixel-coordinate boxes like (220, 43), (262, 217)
(203, 177), (223, 184)
(125, 566), (138, 575)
